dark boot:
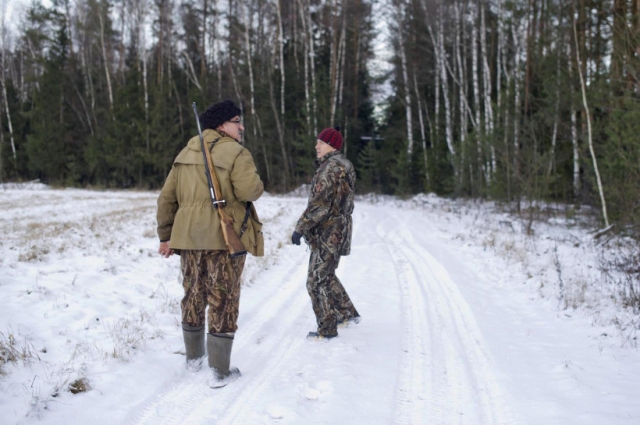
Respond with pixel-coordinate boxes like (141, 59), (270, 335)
(207, 333), (240, 388)
(182, 323), (205, 372)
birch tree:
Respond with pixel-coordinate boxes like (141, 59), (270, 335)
(0, 0), (15, 170)
(573, 11), (609, 226)
(396, 0), (413, 155)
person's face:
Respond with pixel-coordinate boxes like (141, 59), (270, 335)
(218, 116), (244, 141)
(315, 139), (336, 158)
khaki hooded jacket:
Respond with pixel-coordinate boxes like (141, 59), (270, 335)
(157, 129), (264, 256)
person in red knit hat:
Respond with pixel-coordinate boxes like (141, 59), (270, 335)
(291, 126), (360, 339)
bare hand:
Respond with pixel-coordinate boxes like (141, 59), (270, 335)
(159, 241), (174, 258)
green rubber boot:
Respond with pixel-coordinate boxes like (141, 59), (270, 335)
(182, 323), (205, 372)
(207, 332), (241, 388)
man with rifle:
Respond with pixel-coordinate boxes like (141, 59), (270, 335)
(291, 126), (360, 340)
(157, 99), (264, 387)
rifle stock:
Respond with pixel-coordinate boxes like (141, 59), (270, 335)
(202, 141), (247, 257)
(192, 102), (247, 257)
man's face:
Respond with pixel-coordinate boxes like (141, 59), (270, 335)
(218, 116), (244, 142)
(315, 139), (336, 158)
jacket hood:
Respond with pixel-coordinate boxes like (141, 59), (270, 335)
(187, 129), (223, 152)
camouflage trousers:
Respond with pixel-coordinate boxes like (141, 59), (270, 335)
(180, 249), (246, 334)
(306, 247), (359, 337)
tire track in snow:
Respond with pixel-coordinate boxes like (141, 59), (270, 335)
(124, 249), (311, 425)
(377, 212), (514, 425)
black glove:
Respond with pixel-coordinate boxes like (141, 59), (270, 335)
(291, 231), (302, 245)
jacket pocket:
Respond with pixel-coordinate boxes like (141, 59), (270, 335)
(240, 204), (264, 257)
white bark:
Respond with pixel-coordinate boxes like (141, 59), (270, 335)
(0, 2), (15, 168)
(573, 20), (609, 226)
(296, 0), (312, 135)
(305, 0), (318, 135)
(548, 24), (563, 177)
(480, 5), (495, 180)
(275, 0), (286, 116)
(511, 25), (522, 157)
(455, 2), (466, 157)
(243, 2), (258, 140)
(422, 2), (454, 157)
(470, 4), (485, 187)
(331, 12), (347, 125)
(397, 1), (413, 155)
(329, 0), (337, 121)
(471, 6), (481, 134)
(567, 42), (579, 198)
(336, 16), (346, 117)
(413, 67), (429, 185)
(182, 51), (203, 91)
(98, 12), (114, 110)
(496, 1), (503, 132)
(439, 18), (455, 157)
(143, 50), (149, 150)
(214, 0), (221, 97)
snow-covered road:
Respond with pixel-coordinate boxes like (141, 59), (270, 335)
(125, 205), (516, 425)
(1, 187), (638, 424)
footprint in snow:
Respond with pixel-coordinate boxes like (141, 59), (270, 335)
(267, 405), (286, 419)
(302, 381), (333, 401)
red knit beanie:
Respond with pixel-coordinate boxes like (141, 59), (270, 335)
(318, 126), (343, 150)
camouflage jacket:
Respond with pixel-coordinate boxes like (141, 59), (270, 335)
(295, 150), (355, 256)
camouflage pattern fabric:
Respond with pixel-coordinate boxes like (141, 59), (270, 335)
(180, 249), (246, 334)
(295, 151), (355, 256)
(306, 246), (359, 337)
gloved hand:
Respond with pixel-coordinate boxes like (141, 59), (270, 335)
(291, 231), (302, 245)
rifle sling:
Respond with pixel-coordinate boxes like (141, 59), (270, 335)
(239, 202), (252, 238)
(209, 137), (251, 238)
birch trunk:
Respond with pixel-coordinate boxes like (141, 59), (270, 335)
(455, 2), (466, 176)
(573, 18), (609, 226)
(480, 4), (495, 180)
(548, 23), (563, 177)
(511, 25), (522, 162)
(567, 42), (579, 198)
(413, 66), (429, 185)
(336, 17), (346, 119)
(0, 5), (16, 168)
(306, 0), (318, 135)
(200, 0), (207, 77)
(214, 0), (221, 97)
(496, 1), (502, 136)
(98, 12), (114, 110)
(296, 0), (312, 135)
(331, 13), (346, 124)
(397, 0), (413, 155)
(438, 18), (455, 158)
(243, 1), (258, 140)
(502, 21), (512, 199)
(329, 0), (338, 122)
(471, 4), (484, 189)
(0, 72), (15, 167)
(143, 50), (149, 152)
(269, 69), (290, 189)
(419, 1), (453, 160)
(275, 0), (285, 116)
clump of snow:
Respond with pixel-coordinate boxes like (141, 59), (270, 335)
(0, 180), (50, 191)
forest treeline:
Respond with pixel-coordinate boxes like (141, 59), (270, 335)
(1, 0), (639, 231)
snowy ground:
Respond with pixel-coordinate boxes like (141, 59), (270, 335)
(1, 184), (639, 424)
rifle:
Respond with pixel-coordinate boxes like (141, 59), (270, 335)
(192, 102), (247, 257)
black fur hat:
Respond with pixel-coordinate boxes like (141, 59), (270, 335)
(199, 100), (242, 130)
